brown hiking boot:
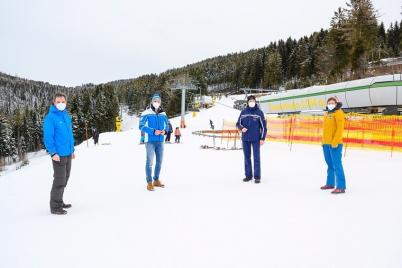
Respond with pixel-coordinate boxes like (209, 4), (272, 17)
(331, 189), (346, 194)
(320, 185), (335, 190)
(153, 180), (165, 188)
(147, 182), (154, 191)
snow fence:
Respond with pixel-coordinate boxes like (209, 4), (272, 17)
(195, 114), (402, 154)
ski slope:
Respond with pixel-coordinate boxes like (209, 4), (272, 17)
(1, 104), (402, 268)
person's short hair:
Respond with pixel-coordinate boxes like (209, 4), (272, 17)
(247, 95), (256, 102)
(54, 92), (67, 102)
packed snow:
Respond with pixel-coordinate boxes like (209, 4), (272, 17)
(1, 104), (402, 268)
(121, 106), (138, 131)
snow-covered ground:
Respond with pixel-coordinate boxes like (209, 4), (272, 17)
(218, 94), (243, 108)
(1, 104), (402, 268)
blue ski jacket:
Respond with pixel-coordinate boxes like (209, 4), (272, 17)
(236, 105), (267, 142)
(43, 105), (75, 157)
(139, 106), (169, 143)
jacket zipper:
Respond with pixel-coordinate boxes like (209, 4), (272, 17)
(63, 113), (73, 155)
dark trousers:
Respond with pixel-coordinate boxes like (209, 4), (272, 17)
(50, 156), (72, 210)
(175, 135), (181, 143)
(165, 132), (172, 142)
(242, 140), (261, 179)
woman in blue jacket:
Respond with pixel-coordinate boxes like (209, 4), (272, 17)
(236, 95), (267, 183)
(139, 93), (169, 191)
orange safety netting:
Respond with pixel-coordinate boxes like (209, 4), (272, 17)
(220, 114), (402, 154)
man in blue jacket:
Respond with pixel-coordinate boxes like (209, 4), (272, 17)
(139, 93), (169, 191)
(236, 95), (267, 183)
(43, 93), (75, 215)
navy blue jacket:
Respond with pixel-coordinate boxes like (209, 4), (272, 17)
(236, 105), (267, 142)
(139, 106), (169, 142)
(43, 105), (75, 157)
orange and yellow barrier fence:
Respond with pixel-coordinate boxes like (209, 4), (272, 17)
(265, 114), (402, 153)
(220, 113), (402, 154)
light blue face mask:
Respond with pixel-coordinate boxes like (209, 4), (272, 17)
(56, 102), (66, 111)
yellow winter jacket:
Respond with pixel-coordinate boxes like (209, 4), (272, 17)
(322, 109), (345, 147)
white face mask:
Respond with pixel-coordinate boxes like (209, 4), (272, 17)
(153, 102), (161, 109)
(55, 102), (66, 111)
(248, 101), (256, 108)
(327, 104), (336, 111)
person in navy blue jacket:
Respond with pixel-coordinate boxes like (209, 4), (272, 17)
(236, 95), (267, 183)
(139, 93), (169, 191)
(43, 93), (75, 215)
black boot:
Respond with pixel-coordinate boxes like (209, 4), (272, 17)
(243, 177), (253, 182)
(254, 177), (261, 184)
(62, 203), (72, 209)
(51, 208), (67, 215)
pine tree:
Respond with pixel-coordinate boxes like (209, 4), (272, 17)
(328, 7), (351, 78)
(378, 22), (386, 46)
(253, 52), (264, 88)
(386, 22), (401, 57)
(263, 51), (283, 89)
(18, 136), (27, 160)
(374, 22), (388, 60)
(346, 0), (378, 70)
(0, 114), (17, 162)
(283, 38), (297, 80)
(351, 38), (366, 71)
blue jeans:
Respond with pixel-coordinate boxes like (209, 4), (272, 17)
(145, 142), (164, 183)
(322, 144), (346, 189)
(242, 140), (261, 179)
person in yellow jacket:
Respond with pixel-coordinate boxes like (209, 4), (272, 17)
(321, 97), (346, 194)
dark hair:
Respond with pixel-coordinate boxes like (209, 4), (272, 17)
(54, 92), (67, 101)
(247, 95), (256, 102)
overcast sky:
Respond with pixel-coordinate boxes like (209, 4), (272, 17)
(0, 0), (400, 86)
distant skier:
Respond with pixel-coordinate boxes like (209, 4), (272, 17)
(43, 93), (75, 215)
(165, 121), (173, 143)
(236, 95), (267, 184)
(209, 119), (215, 130)
(92, 127), (99, 145)
(174, 127), (182, 143)
(320, 97), (346, 194)
(139, 93), (169, 191)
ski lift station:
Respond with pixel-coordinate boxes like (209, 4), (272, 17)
(257, 74), (402, 115)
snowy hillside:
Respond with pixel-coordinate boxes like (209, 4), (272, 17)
(1, 104), (402, 268)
